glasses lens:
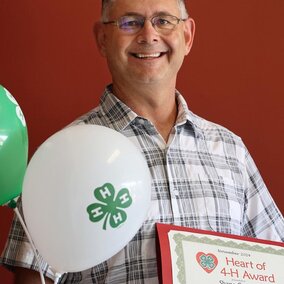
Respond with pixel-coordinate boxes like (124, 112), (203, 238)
(118, 16), (143, 32)
(153, 15), (179, 30)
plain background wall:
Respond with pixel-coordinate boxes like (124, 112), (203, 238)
(0, 1), (283, 282)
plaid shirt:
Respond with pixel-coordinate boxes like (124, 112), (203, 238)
(1, 85), (284, 283)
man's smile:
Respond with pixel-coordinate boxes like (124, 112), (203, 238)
(130, 52), (167, 59)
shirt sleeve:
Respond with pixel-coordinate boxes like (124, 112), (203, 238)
(0, 197), (56, 281)
(241, 146), (284, 242)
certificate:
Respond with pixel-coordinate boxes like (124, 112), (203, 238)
(156, 223), (284, 284)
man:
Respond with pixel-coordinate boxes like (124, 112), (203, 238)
(1, 0), (284, 283)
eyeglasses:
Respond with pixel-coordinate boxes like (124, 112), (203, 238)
(103, 14), (186, 34)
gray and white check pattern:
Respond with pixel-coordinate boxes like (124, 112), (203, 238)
(1, 85), (284, 283)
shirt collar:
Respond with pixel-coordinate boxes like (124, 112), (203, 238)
(99, 85), (138, 132)
(100, 85), (203, 137)
(175, 90), (204, 138)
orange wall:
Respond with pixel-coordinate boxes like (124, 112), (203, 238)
(0, 1), (283, 282)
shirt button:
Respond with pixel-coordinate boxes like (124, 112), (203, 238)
(173, 189), (179, 196)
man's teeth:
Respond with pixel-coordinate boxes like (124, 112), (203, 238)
(134, 53), (162, 58)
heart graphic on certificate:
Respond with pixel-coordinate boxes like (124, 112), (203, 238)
(196, 252), (218, 273)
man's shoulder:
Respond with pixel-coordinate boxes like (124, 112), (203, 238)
(191, 112), (243, 144)
(69, 104), (108, 127)
(177, 93), (243, 144)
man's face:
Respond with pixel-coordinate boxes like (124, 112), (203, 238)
(96, 0), (194, 87)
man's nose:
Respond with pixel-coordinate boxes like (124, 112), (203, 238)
(136, 20), (159, 44)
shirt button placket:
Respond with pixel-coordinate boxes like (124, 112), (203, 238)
(165, 146), (180, 221)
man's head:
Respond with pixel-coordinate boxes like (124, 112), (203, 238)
(96, 0), (195, 89)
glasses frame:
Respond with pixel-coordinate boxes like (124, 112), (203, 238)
(103, 14), (187, 34)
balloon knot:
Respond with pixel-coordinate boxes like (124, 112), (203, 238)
(8, 199), (17, 209)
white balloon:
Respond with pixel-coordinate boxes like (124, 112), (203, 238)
(22, 125), (151, 274)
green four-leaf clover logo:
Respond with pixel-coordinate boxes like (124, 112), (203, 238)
(87, 183), (132, 230)
(200, 254), (215, 270)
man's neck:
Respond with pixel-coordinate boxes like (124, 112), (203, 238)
(112, 81), (178, 142)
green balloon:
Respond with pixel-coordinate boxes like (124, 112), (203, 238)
(0, 85), (28, 206)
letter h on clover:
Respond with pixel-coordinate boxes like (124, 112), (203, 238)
(86, 183), (133, 230)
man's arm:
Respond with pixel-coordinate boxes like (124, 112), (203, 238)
(242, 146), (284, 241)
(14, 267), (53, 284)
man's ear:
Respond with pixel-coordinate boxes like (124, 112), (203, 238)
(94, 22), (107, 57)
(183, 18), (195, 56)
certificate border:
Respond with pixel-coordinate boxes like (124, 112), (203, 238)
(172, 232), (284, 284)
(156, 223), (284, 284)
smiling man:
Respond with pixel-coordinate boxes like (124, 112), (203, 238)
(96, 0), (194, 142)
(1, 0), (284, 283)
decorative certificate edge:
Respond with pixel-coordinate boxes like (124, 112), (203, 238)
(172, 232), (284, 284)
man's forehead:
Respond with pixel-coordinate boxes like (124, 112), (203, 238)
(107, 0), (179, 9)
(106, 0), (179, 4)
(107, 0), (180, 15)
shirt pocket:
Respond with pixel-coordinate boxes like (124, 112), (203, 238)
(190, 174), (245, 235)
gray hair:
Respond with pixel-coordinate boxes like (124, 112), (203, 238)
(101, 0), (189, 21)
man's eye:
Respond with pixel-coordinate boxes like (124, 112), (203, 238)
(156, 18), (171, 25)
(120, 19), (141, 29)
(124, 20), (140, 27)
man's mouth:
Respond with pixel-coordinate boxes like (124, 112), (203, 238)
(131, 52), (166, 59)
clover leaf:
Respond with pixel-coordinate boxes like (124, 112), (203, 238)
(87, 183), (133, 230)
(200, 255), (215, 270)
